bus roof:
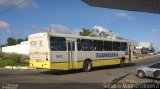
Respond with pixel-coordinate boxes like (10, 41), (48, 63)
(30, 32), (131, 43)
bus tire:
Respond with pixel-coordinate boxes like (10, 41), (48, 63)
(83, 60), (92, 72)
(120, 57), (125, 67)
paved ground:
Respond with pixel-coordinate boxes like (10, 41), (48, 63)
(0, 55), (160, 89)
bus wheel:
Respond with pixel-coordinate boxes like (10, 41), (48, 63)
(120, 58), (125, 67)
(83, 60), (92, 72)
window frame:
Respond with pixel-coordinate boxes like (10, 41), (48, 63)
(50, 37), (66, 51)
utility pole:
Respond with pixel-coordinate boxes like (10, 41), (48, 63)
(4, 29), (6, 46)
(0, 30), (2, 52)
(50, 26), (52, 33)
(0, 37), (1, 52)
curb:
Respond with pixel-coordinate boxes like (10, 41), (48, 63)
(4, 66), (37, 70)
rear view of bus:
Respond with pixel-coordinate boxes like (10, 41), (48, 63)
(29, 33), (51, 69)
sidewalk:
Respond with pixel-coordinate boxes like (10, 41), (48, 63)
(132, 54), (158, 61)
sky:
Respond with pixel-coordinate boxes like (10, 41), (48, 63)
(0, 0), (160, 50)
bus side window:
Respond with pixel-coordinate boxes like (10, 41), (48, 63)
(68, 42), (71, 51)
(94, 40), (103, 51)
(77, 39), (81, 51)
(50, 37), (66, 51)
(113, 42), (120, 51)
(81, 39), (93, 51)
(72, 42), (75, 51)
(104, 41), (112, 51)
(121, 42), (128, 51)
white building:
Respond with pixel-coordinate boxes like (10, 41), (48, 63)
(136, 42), (155, 54)
(139, 42), (154, 49)
(2, 41), (29, 55)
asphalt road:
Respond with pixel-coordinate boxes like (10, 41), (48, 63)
(0, 55), (160, 89)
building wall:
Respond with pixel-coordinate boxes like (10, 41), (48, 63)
(2, 41), (29, 55)
(135, 41), (155, 54)
(139, 42), (153, 49)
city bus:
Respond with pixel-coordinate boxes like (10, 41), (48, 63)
(29, 32), (133, 72)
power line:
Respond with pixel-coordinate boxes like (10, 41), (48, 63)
(0, 0), (28, 16)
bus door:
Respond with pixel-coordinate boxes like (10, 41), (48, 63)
(67, 41), (77, 70)
(128, 44), (132, 62)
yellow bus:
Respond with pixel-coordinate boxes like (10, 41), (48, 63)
(29, 32), (133, 72)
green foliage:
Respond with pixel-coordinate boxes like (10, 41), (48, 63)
(0, 59), (15, 67)
(0, 53), (29, 67)
(0, 52), (4, 59)
(24, 37), (28, 41)
(90, 34), (96, 37)
(7, 37), (17, 46)
(79, 28), (91, 36)
(4, 54), (21, 63)
(99, 31), (110, 38)
(17, 39), (24, 44)
(7, 37), (28, 46)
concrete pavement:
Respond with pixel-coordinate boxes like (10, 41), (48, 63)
(0, 55), (160, 89)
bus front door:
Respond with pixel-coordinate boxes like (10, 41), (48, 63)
(129, 44), (132, 62)
(67, 41), (77, 70)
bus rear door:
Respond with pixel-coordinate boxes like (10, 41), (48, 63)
(67, 40), (77, 70)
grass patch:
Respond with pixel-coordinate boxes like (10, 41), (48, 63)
(0, 53), (29, 67)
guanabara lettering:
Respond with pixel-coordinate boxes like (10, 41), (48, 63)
(96, 53), (118, 58)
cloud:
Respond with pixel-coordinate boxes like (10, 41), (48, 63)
(39, 23), (80, 35)
(92, 25), (111, 33)
(0, 0), (39, 8)
(115, 12), (134, 20)
(72, 29), (81, 35)
(152, 29), (160, 32)
(0, 21), (10, 30)
(91, 25), (113, 38)
(50, 24), (71, 34)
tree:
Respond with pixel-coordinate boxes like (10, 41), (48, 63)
(79, 28), (91, 36)
(99, 31), (110, 38)
(91, 25), (112, 38)
(6, 37), (28, 46)
(16, 39), (24, 44)
(24, 37), (28, 41)
(7, 37), (17, 46)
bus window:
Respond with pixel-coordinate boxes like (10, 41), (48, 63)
(104, 41), (112, 51)
(121, 42), (128, 51)
(50, 37), (66, 51)
(81, 39), (93, 51)
(77, 39), (81, 51)
(94, 40), (103, 51)
(113, 42), (120, 51)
